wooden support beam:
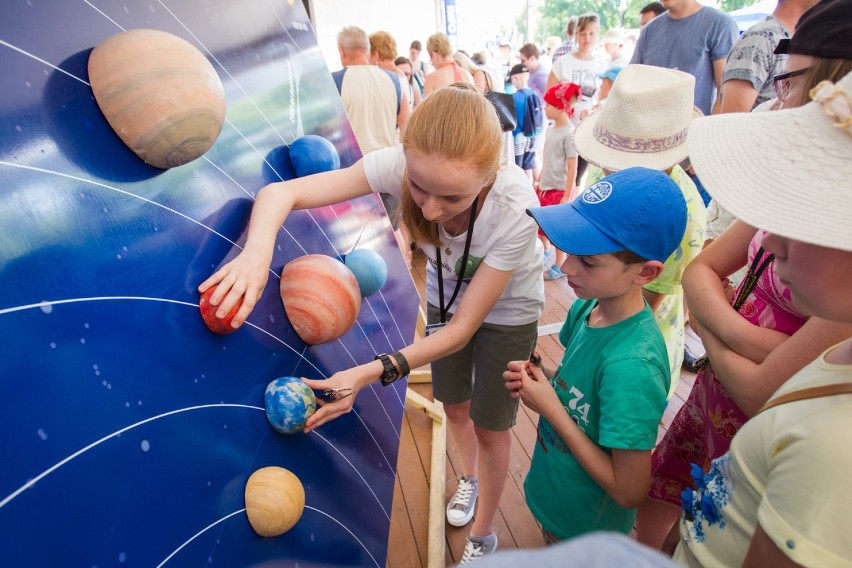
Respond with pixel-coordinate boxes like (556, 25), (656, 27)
(405, 385), (446, 568)
(407, 369), (434, 384)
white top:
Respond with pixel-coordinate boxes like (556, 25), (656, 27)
(364, 146), (544, 325)
(550, 53), (607, 126)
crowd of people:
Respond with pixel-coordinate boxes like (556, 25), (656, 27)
(198, 0), (852, 565)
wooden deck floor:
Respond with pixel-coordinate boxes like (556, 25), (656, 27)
(386, 250), (696, 567)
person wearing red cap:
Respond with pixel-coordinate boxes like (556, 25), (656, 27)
(538, 82), (581, 280)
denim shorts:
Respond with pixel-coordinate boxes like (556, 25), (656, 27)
(427, 303), (538, 431)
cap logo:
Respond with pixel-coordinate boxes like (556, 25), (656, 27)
(582, 181), (612, 204)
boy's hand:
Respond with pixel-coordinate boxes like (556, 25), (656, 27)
(197, 248), (271, 329)
(503, 359), (529, 399)
(516, 364), (560, 417)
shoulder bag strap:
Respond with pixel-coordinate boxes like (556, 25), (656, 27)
(757, 383), (852, 414)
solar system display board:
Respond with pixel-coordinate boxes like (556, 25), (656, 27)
(0, 1), (417, 565)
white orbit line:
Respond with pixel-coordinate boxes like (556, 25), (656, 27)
(199, 155), (310, 260)
(0, 296), (195, 317)
(0, 296), (324, 377)
(82, 0), (126, 31)
(242, 320), (324, 377)
(304, 506), (381, 568)
(310, 431), (389, 520)
(158, 0), (288, 144)
(361, 299), (404, 407)
(156, 509), (244, 568)
(377, 289), (409, 345)
(0, 161), (279, 281)
(344, 409), (396, 473)
(331, 337), (400, 441)
(263, 0), (323, 62)
(0, 39), (90, 87)
(351, 317), (404, 417)
(200, 155), (255, 200)
(0, 404), (263, 510)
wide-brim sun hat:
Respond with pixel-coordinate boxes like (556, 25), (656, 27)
(573, 64), (703, 172)
(688, 72), (852, 252)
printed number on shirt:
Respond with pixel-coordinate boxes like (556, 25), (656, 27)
(567, 386), (590, 428)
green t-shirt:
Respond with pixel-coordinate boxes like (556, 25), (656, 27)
(587, 166), (707, 395)
(524, 299), (670, 540)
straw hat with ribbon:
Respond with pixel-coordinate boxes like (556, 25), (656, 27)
(573, 64), (703, 172)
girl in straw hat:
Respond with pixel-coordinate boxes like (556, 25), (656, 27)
(199, 83), (543, 563)
(637, 1), (852, 547)
(667, 70), (852, 566)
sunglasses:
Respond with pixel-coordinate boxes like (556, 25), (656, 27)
(773, 67), (811, 103)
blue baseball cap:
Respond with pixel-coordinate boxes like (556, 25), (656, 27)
(527, 167), (687, 262)
(597, 66), (622, 83)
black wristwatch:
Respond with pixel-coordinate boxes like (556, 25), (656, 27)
(375, 351), (410, 386)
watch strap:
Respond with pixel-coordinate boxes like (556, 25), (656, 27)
(375, 353), (400, 386)
(391, 350), (410, 378)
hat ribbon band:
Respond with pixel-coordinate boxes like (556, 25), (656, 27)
(593, 123), (688, 154)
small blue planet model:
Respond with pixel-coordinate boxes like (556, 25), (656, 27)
(344, 248), (388, 296)
(288, 135), (340, 177)
(264, 376), (317, 434)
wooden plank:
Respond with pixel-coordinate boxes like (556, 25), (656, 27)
(388, 474), (420, 568)
(428, 413), (447, 568)
(391, 390), (436, 568)
(501, 435), (545, 549)
(405, 387), (446, 568)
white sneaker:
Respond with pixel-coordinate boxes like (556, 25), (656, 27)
(446, 475), (478, 527)
(459, 533), (498, 565)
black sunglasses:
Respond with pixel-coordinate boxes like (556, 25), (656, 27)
(773, 67), (811, 103)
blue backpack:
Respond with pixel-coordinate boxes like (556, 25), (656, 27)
(513, 89), (543, 137)
(523, 91), (543, 137)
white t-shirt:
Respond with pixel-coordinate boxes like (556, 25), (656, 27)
(675, 345), (852, 567)
(364, 146), (544, 325)
(550, 53), (607, 126)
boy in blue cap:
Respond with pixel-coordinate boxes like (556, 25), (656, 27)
(504, 166), (687, 542)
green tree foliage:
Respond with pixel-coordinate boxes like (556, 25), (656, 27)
(719, 0), (753, 11)
(540, 0), (755, 36)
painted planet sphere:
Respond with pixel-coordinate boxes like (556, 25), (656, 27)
(88, 28), (226, 169)
(244, 466), (305, 537)
(198, 284), (241, 335)
(264, 376), (317, 435)
(344, 248), (388, 297)
(288, 135), (340, 177)
(280, 254), (361, 345)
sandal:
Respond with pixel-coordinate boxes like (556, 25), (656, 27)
(543, 265), (566, 281)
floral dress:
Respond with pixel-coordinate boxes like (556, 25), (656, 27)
(648, 230), (808, 505)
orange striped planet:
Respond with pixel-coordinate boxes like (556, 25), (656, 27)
(280, 254), (361, 345)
